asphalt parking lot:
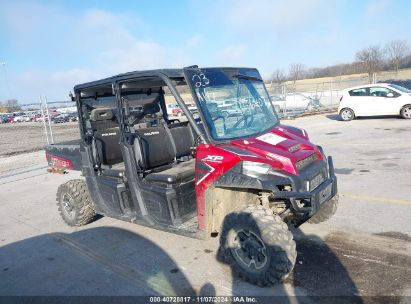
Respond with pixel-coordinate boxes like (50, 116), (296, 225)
(0, 114), (410, 301)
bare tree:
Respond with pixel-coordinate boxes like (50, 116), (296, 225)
(385, 40), (409, 74)
(6, 99), (20, 112)
(288, 63), (305, 83)
(271, 69), (286, 84)
(355, 45), (384, 81)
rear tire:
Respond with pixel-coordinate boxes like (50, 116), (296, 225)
(218, 205), (296, 286)
(56, 179), (96, 226)
(308, 195), (339, 224)
(339, 108), (354, 121)
(400, 104), (411, 119)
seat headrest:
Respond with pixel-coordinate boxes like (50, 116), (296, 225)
(90, 108), (114, 121)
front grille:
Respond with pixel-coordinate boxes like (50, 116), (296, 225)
(296, 153), (317, 171)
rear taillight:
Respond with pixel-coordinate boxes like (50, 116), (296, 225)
(339, 96), (343, 102)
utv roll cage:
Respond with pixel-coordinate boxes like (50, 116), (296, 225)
(75, 68), (207, 144)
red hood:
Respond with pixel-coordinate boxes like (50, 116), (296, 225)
(226, 124), (322, 175)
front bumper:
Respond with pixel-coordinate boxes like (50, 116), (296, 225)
(271, 156), (338, 216)
(212, 153), (338, 218)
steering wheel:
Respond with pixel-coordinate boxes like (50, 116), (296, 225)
(212, 115), (225, 122)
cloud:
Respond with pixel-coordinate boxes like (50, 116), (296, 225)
(12, 69), (100, 102)
(98, 41), (166, 74)
(185, 35), (203, 49)
(365, 0), (392, 18)
(204, 0), (325, 33)
(0, 3), (199, 103)
(217, 45), (247, 65)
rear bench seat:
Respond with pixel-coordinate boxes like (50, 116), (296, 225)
(134, 122), (196, 184)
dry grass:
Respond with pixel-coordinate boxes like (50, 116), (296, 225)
(283, 68), (411, 87)
(0, 122), (80, 157)
(264, 68), (411, 94)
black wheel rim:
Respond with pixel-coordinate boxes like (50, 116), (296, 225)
(230, 229), (268, 270)
(61, 193), (76, 219)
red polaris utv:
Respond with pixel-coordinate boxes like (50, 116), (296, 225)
(45, 66), (338, 286)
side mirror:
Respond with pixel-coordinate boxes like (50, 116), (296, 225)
(386, 92), (394, 98)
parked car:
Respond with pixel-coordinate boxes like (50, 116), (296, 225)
(338, 83), (411, 121)
(270, 96), (283, 113)
(34, 115), (49, 122)
(67, 112), (79, 122)
(52, 114), (70, 123)
(272, 93), (320, 112)
(216, 99), (242, 118)
(20, 115), (32, 122)
(0, 115), (6, 124)
(166, 103), (183, 117)
(5, 115), (14, 123)
(12, 115), (24, 123)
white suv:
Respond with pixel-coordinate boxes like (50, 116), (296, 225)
(338, 83), (411, 121)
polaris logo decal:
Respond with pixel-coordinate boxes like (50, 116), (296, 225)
(143, 131), (160, 136)
(101, 132), (117, 137)
(202, 155), (224, 163)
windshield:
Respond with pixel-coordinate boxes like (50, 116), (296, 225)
(185, 68), (278, 141)
(388, 84), (411, 93)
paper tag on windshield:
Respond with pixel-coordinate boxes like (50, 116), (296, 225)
(257, 133), (286, 146)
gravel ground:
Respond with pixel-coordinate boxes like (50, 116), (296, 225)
(0, 122), (80, 157)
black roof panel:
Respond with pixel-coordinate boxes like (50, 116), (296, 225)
(73, 67), (257, 91)
(74, 69), (185, 91)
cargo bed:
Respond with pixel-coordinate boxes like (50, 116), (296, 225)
(45, 139), (82, 170)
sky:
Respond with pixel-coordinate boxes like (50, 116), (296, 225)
(0, 0), (410, 104)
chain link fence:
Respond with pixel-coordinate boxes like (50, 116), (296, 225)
(266, 77), (370, 118)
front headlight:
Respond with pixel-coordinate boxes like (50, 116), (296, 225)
(242, 161), (272, 175)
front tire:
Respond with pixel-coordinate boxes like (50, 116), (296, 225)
(218, 205), (296, 286)
(339, 108), (354, 121)
(56, 179), (96, 226)
(400, 105), (411, 119)
(308, 195), (339, 224)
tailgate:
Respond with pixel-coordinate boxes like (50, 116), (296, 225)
(45, 139), (82, 171)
